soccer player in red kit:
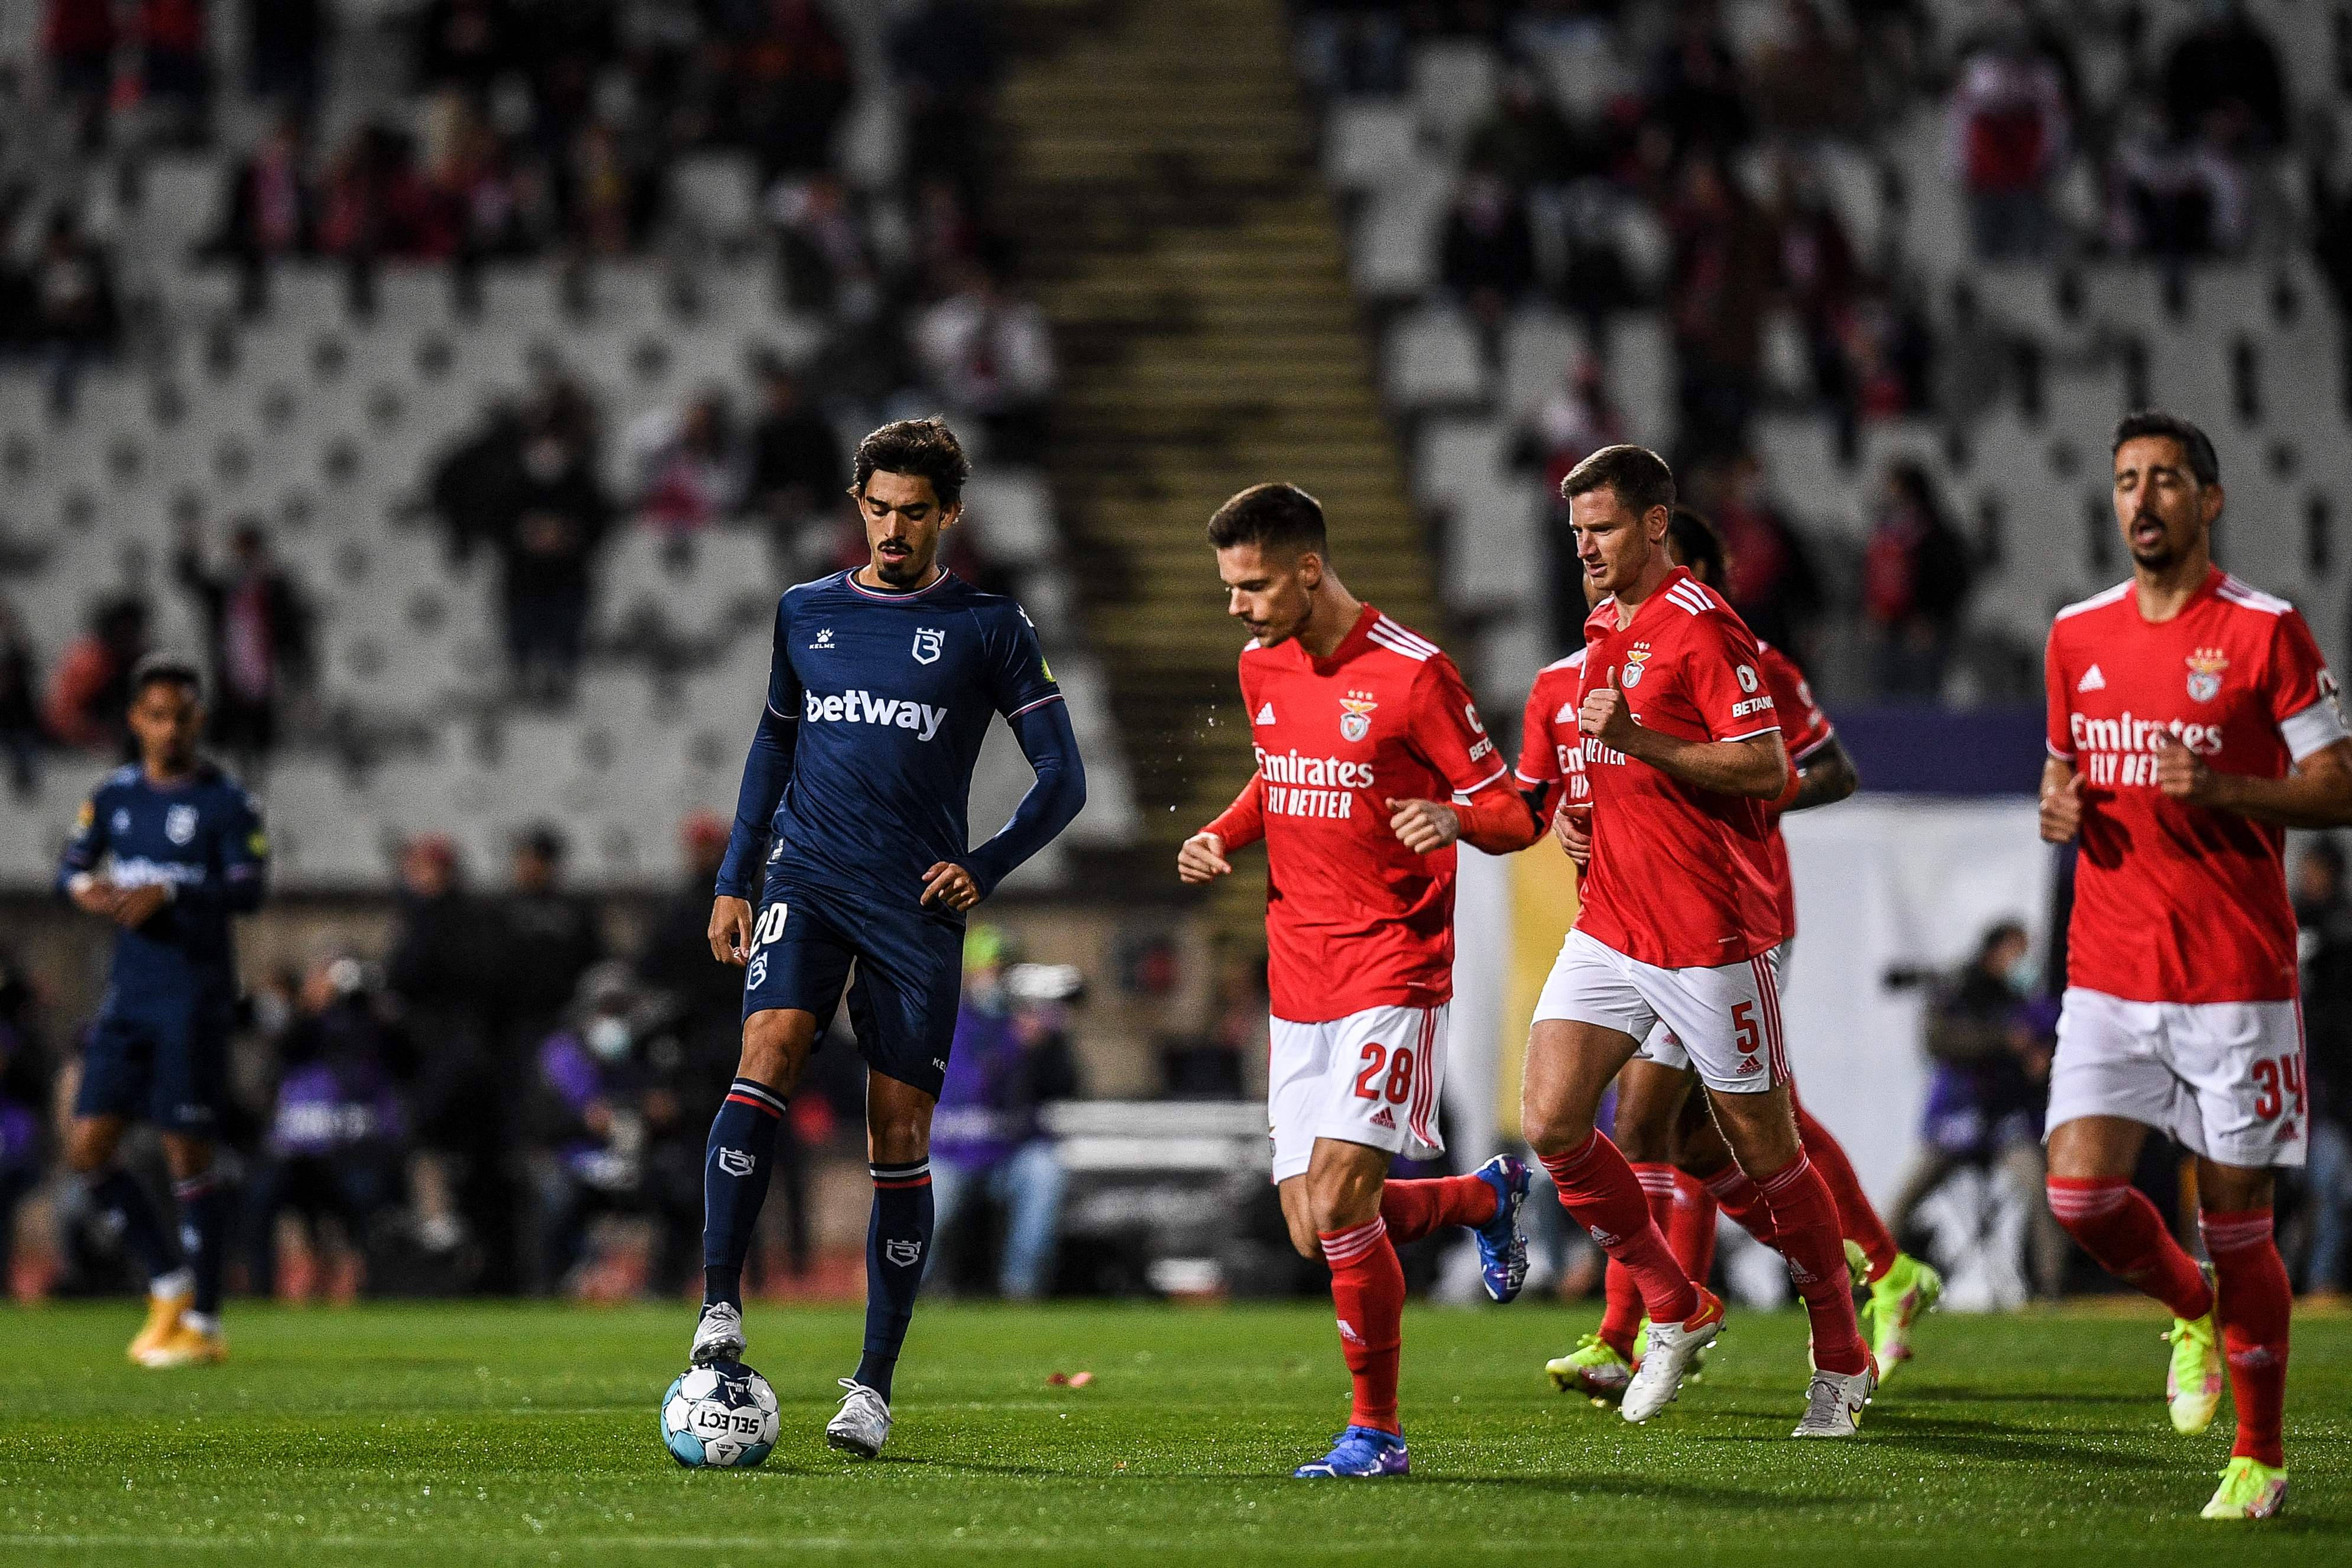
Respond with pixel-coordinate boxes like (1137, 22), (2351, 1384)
(1527, 508), (1941, 1401)
(2040, 412), (2352, 1521)
(1519, 446), (1876, 1437)
(1176, 482), (1541, 1479)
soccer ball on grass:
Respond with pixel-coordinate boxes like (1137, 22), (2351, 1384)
(660, 1360), (780, 1468)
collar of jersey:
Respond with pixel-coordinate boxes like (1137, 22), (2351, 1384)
(841, 567), (956, 601)
(2130, 563), (2224, 624)
(1587, 564), (1693, 642)
(1295, 602), (1381, 674)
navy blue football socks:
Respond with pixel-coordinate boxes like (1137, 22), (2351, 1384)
(87, 1167), (180, 1286)
(173, 1171), (229, 1317)
(701, 1078), (786, 1309)
(855, 1159), (935, 1402)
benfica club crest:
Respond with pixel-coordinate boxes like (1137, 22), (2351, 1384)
(2186, 647), (2228, 703)
(1339, 690), (1378, 743)
(1620, 644), (1654, 688)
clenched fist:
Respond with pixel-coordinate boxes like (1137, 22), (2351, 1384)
(2038, 773), (2082, 844)
(1579, 665), (1639, 753)
(1177, 831), (1231, 885)
(2153, 731), (2217, 805)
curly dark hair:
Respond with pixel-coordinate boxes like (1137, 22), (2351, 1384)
(852, 417), (971, 508)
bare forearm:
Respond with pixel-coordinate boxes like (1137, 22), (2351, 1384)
(1617, 725), (1787, 799)
(1789, 741), (1859, 814)
(2203, 767), (2352, 828)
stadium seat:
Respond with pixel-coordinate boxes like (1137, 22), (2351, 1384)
(1498, 310), (1588, 425)
(1410, 41), (1499, 151)
(1324, 101), (1418, 192)
(1384, 306), (1489, 411)
(668, 154), (763, 254)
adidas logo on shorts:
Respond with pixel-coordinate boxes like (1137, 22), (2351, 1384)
(1369, 1107), (1395, 1129)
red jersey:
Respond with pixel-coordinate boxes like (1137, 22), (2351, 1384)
(1219, 605), (1510, 1023)
(2045, 568), (2347, 1004)
(1757, 640), (1834, 939)
(1515, 647), (1591, 809)
(1573, 568), (1785, 968)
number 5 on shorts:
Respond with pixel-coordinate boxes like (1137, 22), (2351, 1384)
(1731, 1002), (1760, 1054)
(1353, 1041), (1414, 1104)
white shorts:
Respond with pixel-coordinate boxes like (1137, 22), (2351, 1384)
(1535, 928), (1785, 1094)
(2048, 987), (2308, 1169)
(1268, 1003), (1449, 1181)
(1635, 942), (1789, 1076)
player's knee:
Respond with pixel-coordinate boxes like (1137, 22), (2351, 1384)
(736, 1013), (803, 1091)
(1521, 1100), (1589, 1158)
(1285, 1214), (1322, 1260)
(867, 1112), (931, 1169)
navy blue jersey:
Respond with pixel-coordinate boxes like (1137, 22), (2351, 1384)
(719, 570), (1062, 908)
(56, 763), (269, 1019)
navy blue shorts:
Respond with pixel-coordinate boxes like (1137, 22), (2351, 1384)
(74, 1009), (232, 1136)
(740, 879), (963, 1100)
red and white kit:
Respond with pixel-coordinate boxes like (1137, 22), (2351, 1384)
(1207, 605), (1512, 1179)
(2044, 568), (2346, 1166)
(1530, 568), (1789, 1093)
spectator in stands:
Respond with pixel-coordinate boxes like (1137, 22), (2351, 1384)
(931, 929), (1081, 1299)
(43, 597), (150, 756)
(1515, 355), (1627, 650)
(428, 105), (542, 267)
(1888, 921), (2061, 1298)
(210, 115), (318, 316)
(245, 954), (410, 1301)
(890, 0), (1000, 190)
(913, 260), (1057, 464)
(529, 962), (697, 1295)
(137, 0), (213, 144)
(1946, 21), (2069, 260)
(245, 0), (327, 125)
(2108, 103), (2250, 261)
(731, 0), (856, 181)
(1750, 0), (1865, 140)
(557, 120), (652, 258)
(746, 356), (846, 561)
(28, 210), (122, 417)
(773, 173), (884, 328)
(2294, 841), (2352, 1295)
(1295, 2), (1405, 96)
(318, 124), (442, 265)
(173, 520), (315, 773)
(0, 958), (46, 1295)
(385, 835), (501, 1273)
(1644, 2), (1751, 163)
(1862, 459), (1971, 698)
(624, 389), (743, 546)
(0, 603), (41, 798)
(494, 825), (607, 1058)
(1667, 154), (1773, 462)
(1693, 451), (1823, 662)
(416, 0), (520, 99)
(1438, 170), (1538, 345)
(43, 0), (116, 151)
(2163, 0), (2286, 152)
(490, 401), (614, 703)
(1767, 159), (1859, 380)
(1464, 70), (1585, 195)
(1824, 290), (1933, 445)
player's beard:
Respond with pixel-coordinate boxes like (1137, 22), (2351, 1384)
(2126, 512), (2179, 571)
(873, 540), (931, 587)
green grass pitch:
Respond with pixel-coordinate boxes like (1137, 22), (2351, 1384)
(0, 1301), (2344, 1566)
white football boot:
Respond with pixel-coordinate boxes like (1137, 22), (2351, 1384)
(690, 1301), (744, 1366)
(1621, 1289), (1724, 1423)
(827, 1378), (893, 1459)
(1791, 1362), (1877, 1437)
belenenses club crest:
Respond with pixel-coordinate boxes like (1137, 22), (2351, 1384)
(1620, 644), (1654, 688)
(1339, 689), (1378, 743)
(2186, 647), (2228, 703)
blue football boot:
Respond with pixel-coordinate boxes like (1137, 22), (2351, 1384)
(1473, 1154), (1531, 1303)
(1292, 1426), (1411, 1478)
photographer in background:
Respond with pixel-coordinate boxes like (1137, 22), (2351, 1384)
(929, 928), (1081, 1299)
(2293, 841), (2352, 1296)
(1888, 921), (2065, 1298)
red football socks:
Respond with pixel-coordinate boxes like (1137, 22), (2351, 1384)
(1378, 1172), (1498, 1244)
(2047, 1177), (2214, 1320)
(1595, 1164), (1679, 1356)
(2201, 1207), (2290, 1469)
(1757, 1154), (1871, 1376)
(1321, 1217), (1405, 1435)
(1794, 1101), (1897, 1282)
(1541, 1133), (1699, 1326)
(1698, 1161), (1779, 1251)
(1667, 1170), (1719, 1285)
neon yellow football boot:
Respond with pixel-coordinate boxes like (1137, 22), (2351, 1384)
(1546, 1333), (1633, 1404)
(2201, 1457), (2286, 1520)
(2165, 1264), (2223, 1436)
(1858, 1252), (1943, 1384)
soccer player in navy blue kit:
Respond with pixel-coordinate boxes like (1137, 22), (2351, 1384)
(56, 655), (268, 1366)
(691, 418), (1086, 1457)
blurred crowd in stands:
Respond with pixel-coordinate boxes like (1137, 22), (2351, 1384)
(1298, 0), (2349, 700)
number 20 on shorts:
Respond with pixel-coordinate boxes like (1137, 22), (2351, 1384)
(751, 903), (789, 952)
(1353, 1041), (1415, 1104)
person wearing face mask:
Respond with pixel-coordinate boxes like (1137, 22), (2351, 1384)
(531, 963), (659, 1295)
(1887, 922), (2062, 1298)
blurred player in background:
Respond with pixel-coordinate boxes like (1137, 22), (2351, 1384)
(55, 654), (268, 1366)
(1178, 481), (1536, 1479)
(1518, 445), (1877, 1437)
(2039, 410), (2352, 1520)
(1531, 507), (1941, 1402)
(691, 418), (1086, 1460)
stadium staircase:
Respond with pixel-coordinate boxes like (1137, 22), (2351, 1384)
(996, 0), (1439, 932)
